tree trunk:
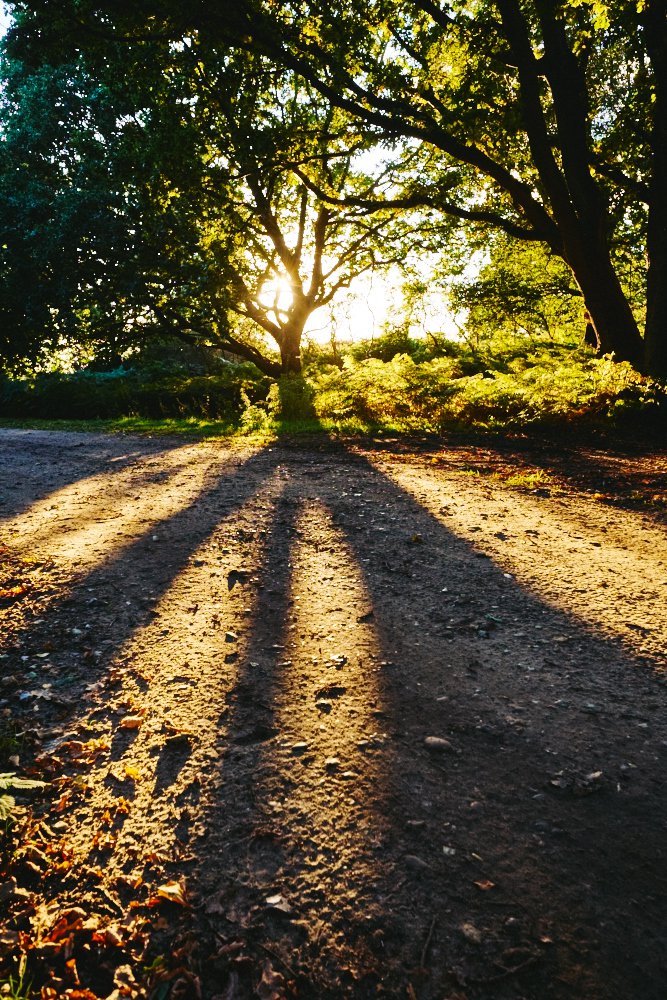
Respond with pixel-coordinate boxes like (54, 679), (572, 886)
(644, 190), (667, 380)
(643, 0), (667, 380)
(280, 347), (302, 374)
(279, 315), (306, 374)
(561, 232), (645, 367)
(499, 1), (646, 370)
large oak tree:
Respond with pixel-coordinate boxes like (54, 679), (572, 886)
(0, 10), (414, 375)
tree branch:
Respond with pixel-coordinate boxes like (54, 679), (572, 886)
(291, 167), (550, 242)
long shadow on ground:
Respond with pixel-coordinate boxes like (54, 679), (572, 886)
(182, 443), (667, 1000)
(0, 429), (188, 521)
(1, 435), (665, 1000)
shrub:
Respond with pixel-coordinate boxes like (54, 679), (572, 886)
(268, 375), (317, 421)
(311, 347), (665, 431)
(314, 354), (462, 430)
(0, 364), (270, 421)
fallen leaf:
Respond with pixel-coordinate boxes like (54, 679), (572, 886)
(91, 829), (117, 852)
(47, 909), (86, 943)
(119, 716), (144, 730)
(92, 925), (123, 948)
(54, 790), (72, 812)
(0, 584), (29, 600)
(257, 959), (285, 1000)
(150, 880), (190, 908)
(474, 879), (495, 891)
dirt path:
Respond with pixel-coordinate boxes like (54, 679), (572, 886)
(1, 429), (666, 1000)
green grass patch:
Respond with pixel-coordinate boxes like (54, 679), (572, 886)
(0, 415), (241, 439)
(499, 468), (553, 489)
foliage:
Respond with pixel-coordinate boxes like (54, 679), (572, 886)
(0, 14), (419, 377)
(312, 346), (666, 431)
(203, 0), (662, 374)
(0, 773), (45, 824)
(2, 336), (662, 434)
(349, 326), (440, 364)
(0, 363), (269, 420)
(448, 237), (586, 345)
(2, 0), (666, 378)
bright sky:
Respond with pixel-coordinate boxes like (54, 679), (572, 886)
(305, 265), (458, 346)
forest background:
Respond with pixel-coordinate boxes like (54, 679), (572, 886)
(0, 0), (666, 436)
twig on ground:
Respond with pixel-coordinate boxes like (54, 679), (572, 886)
(420, 915), (437, 969)
(471, 955), (541, 984)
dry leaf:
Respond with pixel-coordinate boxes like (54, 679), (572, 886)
(151, 880), (189, 907)
(54, 790), (72, 812)
(256, 959), (285, 1000)
(474, 879), (495, 891)
(0, 584), (29, 600)
(119, 715), (144, 730)
(92, 829), (117, 852)
(92, 925), (123, 948)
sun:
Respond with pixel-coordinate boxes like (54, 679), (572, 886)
(259, 276), (294, 319)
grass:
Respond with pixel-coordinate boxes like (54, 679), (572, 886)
(498, 468), (553, 489)
(0, 414), (404, 441)
(0, 415), (239, 438)
(0, 960), (33, 1000)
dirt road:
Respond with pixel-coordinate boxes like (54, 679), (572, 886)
(1, 429), (666, 999)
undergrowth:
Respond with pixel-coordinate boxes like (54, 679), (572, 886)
(311, 348), (665, 432)
(0, 340), (664, 437)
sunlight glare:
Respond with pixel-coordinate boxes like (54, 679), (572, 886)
(259, 276), (294, 318)
(304, 269), (460, 345)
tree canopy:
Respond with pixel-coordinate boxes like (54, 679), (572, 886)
(1, 0), (665, 378)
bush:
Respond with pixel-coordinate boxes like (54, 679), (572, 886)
(0, 364), (270, 421)
(311, 347), (666, 431)
(348, 327), (446, 365)
(268, 375), (317, 421)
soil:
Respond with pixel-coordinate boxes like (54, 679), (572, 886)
(1, 427), (666, 1000)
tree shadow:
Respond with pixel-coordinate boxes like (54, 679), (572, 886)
(187, 439), (667, 1000)
(0, 428), (188, 520)
(2, 431), (665, 1000)
(367, 429), (667, 522)
(1, 445), (285, 743)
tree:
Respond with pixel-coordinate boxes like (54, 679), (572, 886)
(0, 11), (415, 376)
(166, 0), (661, 376)
(0, 42), (213, 371)
(6, 1), (665, 377)
(447, 235), (585, 347)
(181, 48), (416, 374)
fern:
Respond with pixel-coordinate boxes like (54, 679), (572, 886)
(0, 773), (46, 822)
